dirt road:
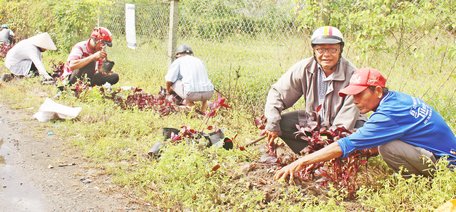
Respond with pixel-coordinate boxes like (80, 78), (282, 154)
(0, 104), (144, 211)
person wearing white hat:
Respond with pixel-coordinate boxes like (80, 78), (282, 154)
(3, 32), (56, 81)
(263, 26), (365, 154)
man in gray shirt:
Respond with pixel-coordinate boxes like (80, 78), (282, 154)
(264, 26), (365, 154)
(4, 32), (56, 81)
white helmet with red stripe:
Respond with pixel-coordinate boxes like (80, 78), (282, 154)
(311, 26), (344, 45)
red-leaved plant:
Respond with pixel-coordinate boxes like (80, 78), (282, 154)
(169, 94), (234, 150)
(102, 87), (178, 116)
(0, 43), (13, 58)
(50, 60), (65, 80)
(255, 112), (376, 199)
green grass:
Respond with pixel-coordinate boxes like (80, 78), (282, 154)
(0, 30), (455, 210)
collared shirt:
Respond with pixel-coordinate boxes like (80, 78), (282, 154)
(4, 39), (49, 78)
(63, 40), (103, 77)
(165, 55), (214, 95)
(317, 66), (334, 118)
(338, 91), (456, 164)
(264, 57), (364, 132)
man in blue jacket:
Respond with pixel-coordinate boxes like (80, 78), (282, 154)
(274, 68), (456, 181)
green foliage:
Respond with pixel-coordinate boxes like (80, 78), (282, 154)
(48, 0), (107, 51)
(100, 1), (170, 40)
(179, 0), (295, 40)
(0, 0), (107, 52)
(357, 159), (456, 211)
(0, 0), (455, 210)
(0, 0), (109, 52)
(294, 0), (456, 54)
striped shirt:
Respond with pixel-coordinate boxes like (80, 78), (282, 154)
(63, 40), (103, 77)
(317, 67), (334, 119)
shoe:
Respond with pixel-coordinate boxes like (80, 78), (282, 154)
(1, 73), (14, 82)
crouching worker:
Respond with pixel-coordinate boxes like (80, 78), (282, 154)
(63, 27), (119, 86)
(4, 32), (56, 82)
(274, 68), (456, 181)
(165, 44), (214, 113)
(0, 24), (15, 45)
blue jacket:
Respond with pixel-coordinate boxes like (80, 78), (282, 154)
(338, 91), (456, 164)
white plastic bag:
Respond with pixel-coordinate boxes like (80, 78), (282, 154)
(33, 98), (82, 122)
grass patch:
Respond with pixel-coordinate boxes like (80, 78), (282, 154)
(0, 30), (454, 210)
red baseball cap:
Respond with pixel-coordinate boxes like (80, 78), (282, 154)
(339, 68), (387, 97)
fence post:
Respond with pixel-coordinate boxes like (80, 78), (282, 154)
(168, 0), (179, 65)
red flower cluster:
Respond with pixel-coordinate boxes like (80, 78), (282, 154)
(206, 93), (230, 117)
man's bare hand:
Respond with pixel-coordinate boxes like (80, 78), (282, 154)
(265, 130), (279, 146)
(274, 158), (306, 183)
(94, 50), (107, 60)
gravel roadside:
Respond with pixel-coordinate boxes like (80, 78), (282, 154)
(0, 103), (146, 211)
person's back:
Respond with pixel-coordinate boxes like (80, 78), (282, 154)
(4, 32), (56, 80)
(165, 44), (214, 113)
(172, 55), (213, 93)
(0, 26), (14, 44)
(4, 39), (39, 75)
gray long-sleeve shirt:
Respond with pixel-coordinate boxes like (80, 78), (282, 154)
(5, 39), (51, 79)
(264, 57), (365, 132)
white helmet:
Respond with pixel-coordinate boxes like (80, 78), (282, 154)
(311, 26), (344, 45)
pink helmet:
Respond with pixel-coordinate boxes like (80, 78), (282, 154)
(91, 27), (112, 47)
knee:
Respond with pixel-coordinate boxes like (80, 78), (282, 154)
(108, 73), (119, 85)
(378, 140), (399, 157)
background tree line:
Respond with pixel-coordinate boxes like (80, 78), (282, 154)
(1, 0), (454, 54)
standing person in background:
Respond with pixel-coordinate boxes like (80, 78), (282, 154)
(264, 26), (365, 154)
(165, 44), (214, 113)
(274, 68), (456, 181)
(63, 27), (119, 86)
(3, 32), (56, 82)
(0, 24), (15, 45)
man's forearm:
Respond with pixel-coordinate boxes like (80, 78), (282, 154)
(274, 142), (344, 181)
(69, 55), (96, 71)
(299, 142), (343, 165)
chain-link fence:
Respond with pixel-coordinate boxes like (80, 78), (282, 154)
(99, 0), (455, 127)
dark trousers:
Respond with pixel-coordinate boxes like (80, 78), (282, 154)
(29, 62), (39, 76)
(68, 61), (119, 86)
(279, 110), (365, 154)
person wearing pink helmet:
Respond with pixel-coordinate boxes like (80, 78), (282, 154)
(63, 27), (119, 86)
(274, 68), (456, 181)
(264, 26), (365, 154)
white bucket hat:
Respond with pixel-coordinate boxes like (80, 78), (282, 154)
(28, 32), (57, 50)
